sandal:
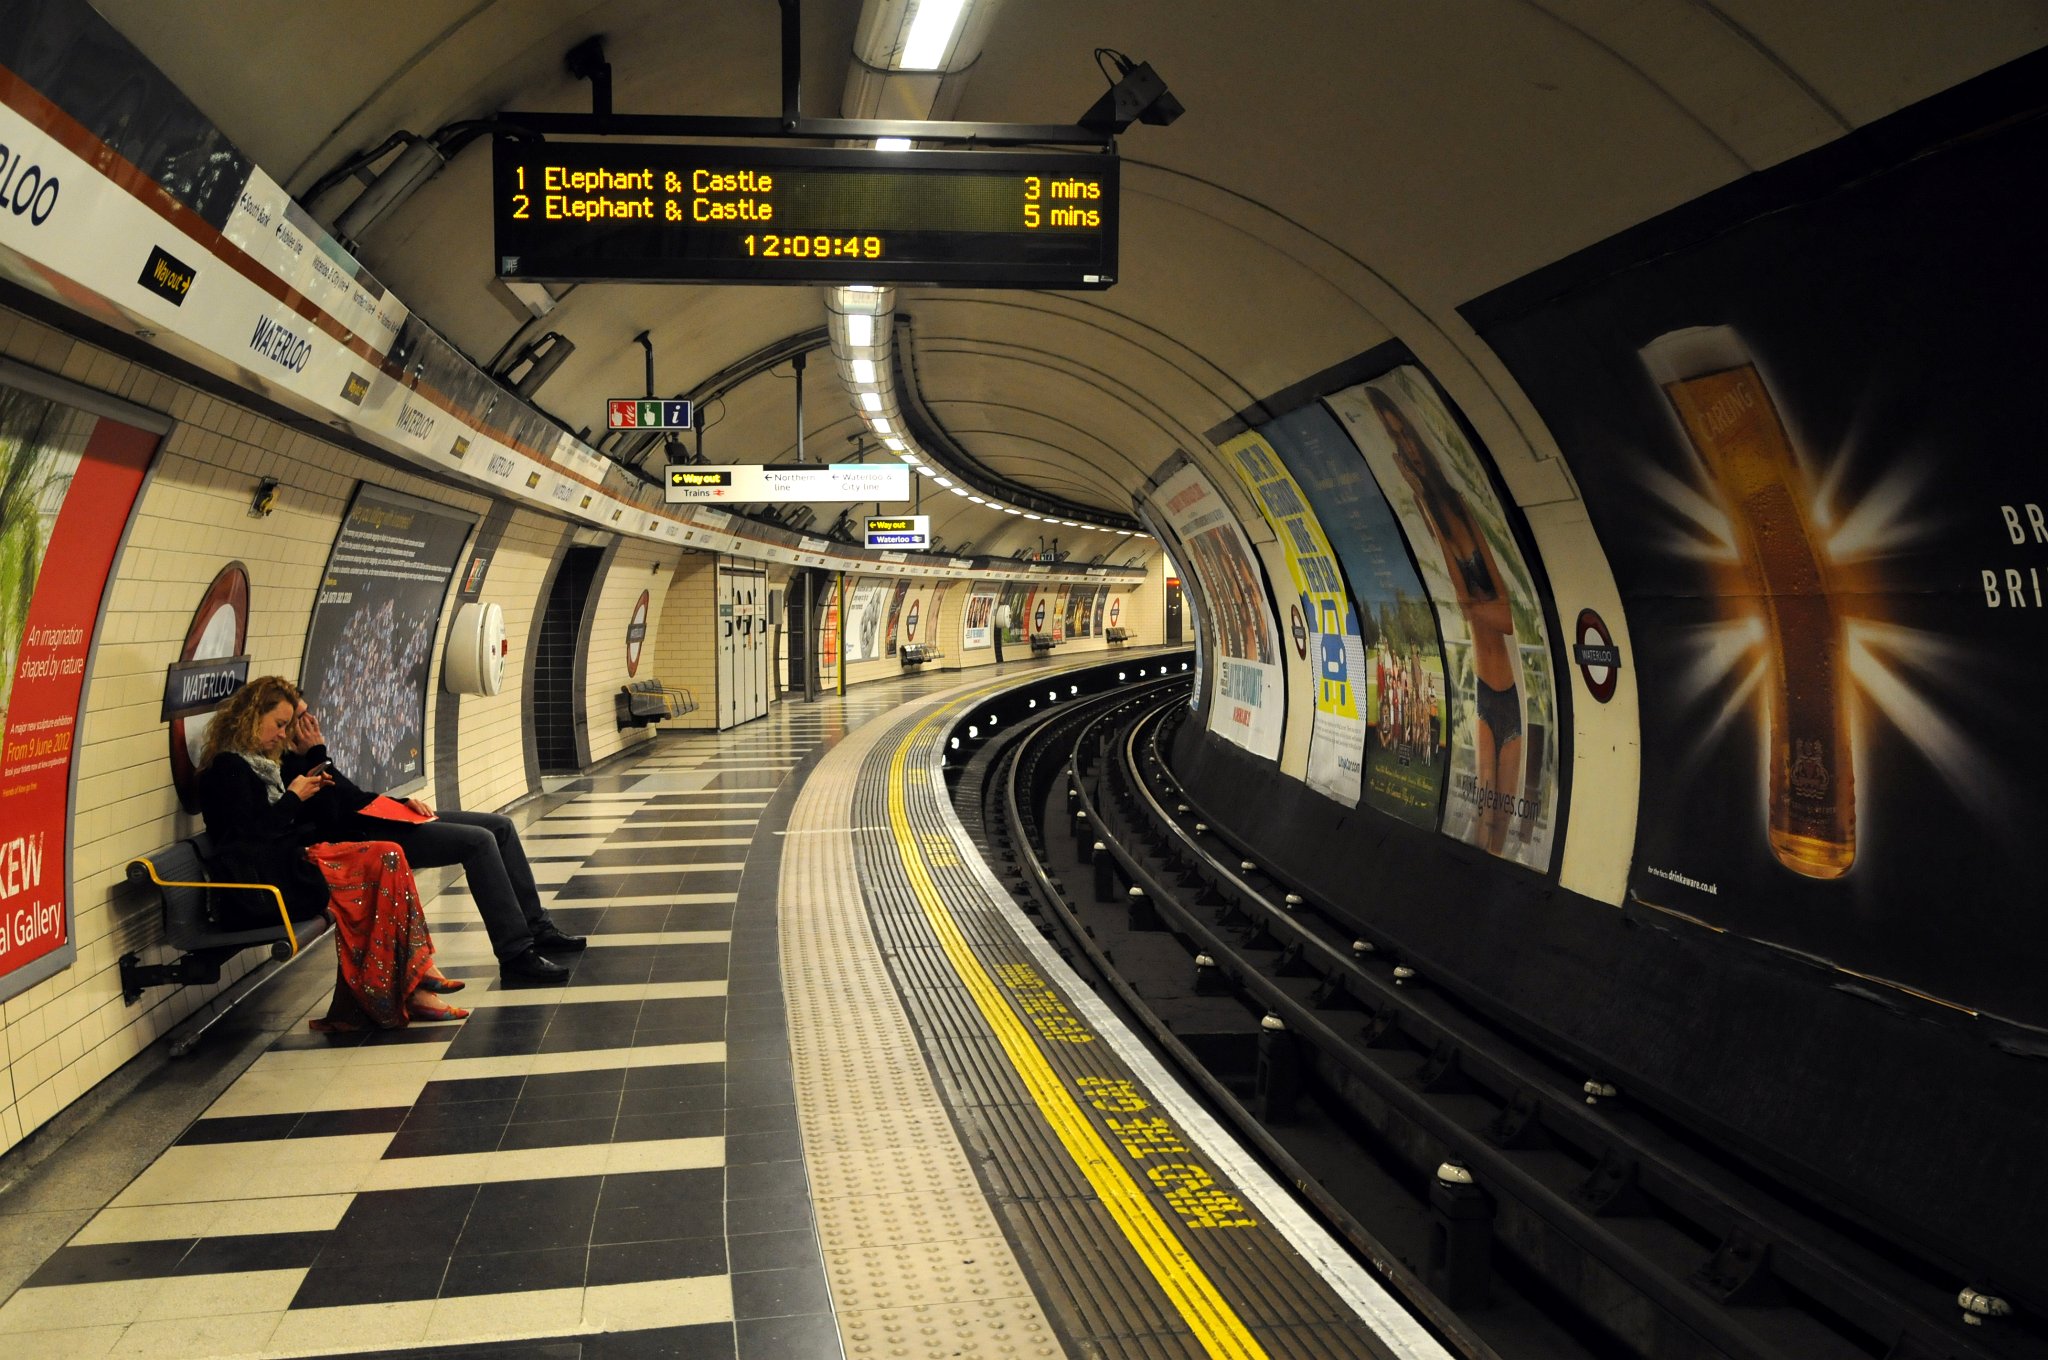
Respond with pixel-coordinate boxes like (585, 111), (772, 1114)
(406, 998), (471, 1023)
(417, 973), (467, 994)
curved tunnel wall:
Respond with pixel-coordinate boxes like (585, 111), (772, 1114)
(1150, 52), (2048, 1306)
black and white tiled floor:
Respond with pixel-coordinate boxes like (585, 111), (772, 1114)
(0, 682), (951, 1360)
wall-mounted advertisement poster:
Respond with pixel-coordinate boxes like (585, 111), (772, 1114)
(883, 578), (911, 656)
(1468, 99), (2048, 1018)
(1262, 403), (1446, 828)
(1150, 456), (1284, 760)
(300, 484), (476, 795)
(1000, 582), (1031, 647)
(0, 371), (161, 1001)
(1221, 429), (1368, 805)
(818, 580), (841, 682)
(1326, 369), (1558, 871)
(842, 576), (888, 663)
(962, 588), (997, 650)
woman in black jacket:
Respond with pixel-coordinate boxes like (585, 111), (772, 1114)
(195, 676), (341, 925)
(197, 676), (464, 1026)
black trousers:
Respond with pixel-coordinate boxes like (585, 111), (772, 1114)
(376, 810), (551, 959)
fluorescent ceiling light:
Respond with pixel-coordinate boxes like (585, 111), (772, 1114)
(1003, 506), (1023, 515)
(899, 0), (969, 69)
(949, 486), (970, 497)
(1024, 513), (1042, 520)
(934, 476), (954, 488)
(875, 137), (912, 151)
(968, 495), (986, 504)
(850, 358), (877, 384)
(900, 452), (919, 464)
(915, 464), (937, 477)
(883, 437), (905, 451)
(871, 418), (892, 434)
(859, 392), (883, 412)
(845, 314), (874, 346)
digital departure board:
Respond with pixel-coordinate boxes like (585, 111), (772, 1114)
(493, 141), (1118, 289)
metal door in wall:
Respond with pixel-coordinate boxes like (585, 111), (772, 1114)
(769, 586), (788, 697)
(1164, 579), (1184, 644)
(717, 568), (738, 729)
(731, 569), (768, 721)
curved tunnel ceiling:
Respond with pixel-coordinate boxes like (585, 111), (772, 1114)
(89, 0), (2048, 565)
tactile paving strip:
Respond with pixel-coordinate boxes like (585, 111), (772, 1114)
(781, 682), (1065, 1360)
(848, 693), (1418, 1360)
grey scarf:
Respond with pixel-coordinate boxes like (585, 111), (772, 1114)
(238, 751), (287, 804)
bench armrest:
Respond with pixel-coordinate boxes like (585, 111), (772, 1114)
(128, 857), (305, 956)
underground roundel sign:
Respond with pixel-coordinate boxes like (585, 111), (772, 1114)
(1288, 604), (1308, 660)
(626, 590), (650, 676)
(1572, 608), (1622, 703)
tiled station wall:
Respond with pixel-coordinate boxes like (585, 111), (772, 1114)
(650, 553), (719, 732)
(0, 309), (475, 1153)
(580, 539), (672, 767)
(455, 507), (570, 812)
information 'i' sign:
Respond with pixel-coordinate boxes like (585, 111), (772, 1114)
(493, 141), (1119, 289)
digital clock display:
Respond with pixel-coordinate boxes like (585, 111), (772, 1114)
(493, 141), (1119, 289)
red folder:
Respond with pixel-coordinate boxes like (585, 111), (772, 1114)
(358, 795), (436, 824)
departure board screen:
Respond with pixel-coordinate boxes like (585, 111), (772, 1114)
(492, 141), (1119, 289)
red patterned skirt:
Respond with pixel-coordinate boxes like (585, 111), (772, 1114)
(304, 841), (435, 1029)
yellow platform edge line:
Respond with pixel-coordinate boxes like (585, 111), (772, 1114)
(886, 697), (1273, 1360)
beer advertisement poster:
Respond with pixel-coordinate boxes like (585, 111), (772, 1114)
(1150, 457), (1285, 761)
(1261, 401), (1448, 830)
(1467, 96), (2048, 1020)
(1327, 369), (1559, 869)
(1219, 428), (1369, 806)
(0, 376), (159, 1001)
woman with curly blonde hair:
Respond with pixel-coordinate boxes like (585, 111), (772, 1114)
(198, 675), (465, 1029)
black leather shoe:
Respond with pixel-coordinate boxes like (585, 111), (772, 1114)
(499, 947), (570, 984)
(532, 924), (588, 952)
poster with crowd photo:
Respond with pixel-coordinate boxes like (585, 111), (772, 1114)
(0, 372), (160, 1001)
(962, 588), (997, 650)
(1326, 370), (1558, 870)
(842, 577), (889, 663)
(1221, 429), (1369, 806)
(1261, 403), (1446, 828)
(1149, 456), (1284, 760)
(883, 578), (912, 656)
(300, 485), (475, 795)
(1466, 90), (2048, 1017)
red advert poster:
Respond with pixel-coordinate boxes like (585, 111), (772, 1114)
(0, 378), (158, 998)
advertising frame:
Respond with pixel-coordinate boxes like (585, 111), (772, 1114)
(0, 357), (168, 1004)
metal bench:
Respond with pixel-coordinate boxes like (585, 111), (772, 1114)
(1105, 627), (1131, 644)
(616, 677), (699, 727)
(900, 643), (942, 667)
(119, 834), (331, 1055)
(1029, 632), (1059, 652)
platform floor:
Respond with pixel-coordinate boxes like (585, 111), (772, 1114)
(0, 660), (1439, 1360)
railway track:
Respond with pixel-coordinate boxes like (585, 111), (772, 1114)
(950, 676), (2044, 1360)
